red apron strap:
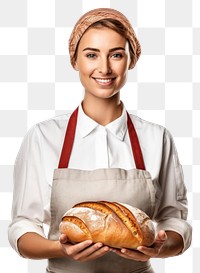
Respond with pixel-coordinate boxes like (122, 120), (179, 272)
(58, 107), (79, 168)
(58, 107), (145, 170)
(127, 112), (145, 170)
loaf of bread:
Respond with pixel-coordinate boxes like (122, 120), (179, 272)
(59, 201), (155, 249)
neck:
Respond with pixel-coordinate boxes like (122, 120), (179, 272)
(82, 96), (122, 126)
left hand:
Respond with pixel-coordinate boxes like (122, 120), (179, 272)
(111, 230), (167, 262)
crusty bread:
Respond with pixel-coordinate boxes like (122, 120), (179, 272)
(59, 201), (155, 249)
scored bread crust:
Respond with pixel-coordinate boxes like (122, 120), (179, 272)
(113, 202), (155, 247)
(101, 201), (143, 244)
(59, 201), (155, 249)
(61, 215), (92, 242)
(73, 201), (141, 248)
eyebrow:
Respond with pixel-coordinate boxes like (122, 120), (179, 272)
(82, 47), (125, 52)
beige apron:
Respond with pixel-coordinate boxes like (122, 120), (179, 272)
(47, 108), (156, 273)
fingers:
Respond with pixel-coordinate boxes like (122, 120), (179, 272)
(74, 243), (110, 262)
(156, 230), (168, 242)
(135, 231), (167, 258)
(111, 231), (168, 262)
(112, 248), (150, 262)
(59, 231), (168, 263)
(59, 233), (68, 244)
(60, 239), (110, 262)
(62, 240), (93, 256)
(136, 245), (160, 258)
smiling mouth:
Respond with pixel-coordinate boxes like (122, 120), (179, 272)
(93, 77), (116, 85)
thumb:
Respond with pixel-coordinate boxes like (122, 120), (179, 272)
(59, 233), (68, 244)
(157, 230), (167, 241)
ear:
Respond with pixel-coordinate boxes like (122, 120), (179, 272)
(74, 61), (79, 71)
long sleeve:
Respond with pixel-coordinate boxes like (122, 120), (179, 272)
(154, 129), (192, 253)
(8, 125), (50, 255)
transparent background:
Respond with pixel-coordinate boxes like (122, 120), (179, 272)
(0, 0), (199, 272)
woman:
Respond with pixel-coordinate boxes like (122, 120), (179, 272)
(8, 8), (192, 273)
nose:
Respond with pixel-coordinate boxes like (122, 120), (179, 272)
(98, 57), (112, 75)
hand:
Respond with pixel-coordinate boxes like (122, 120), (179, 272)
(111, 230), (167, 262)
(59, 234), (110, 262)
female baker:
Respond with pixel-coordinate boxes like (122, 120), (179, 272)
(8, 8), (192, 273)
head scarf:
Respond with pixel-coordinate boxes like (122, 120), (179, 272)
(69, 8), (141, 70)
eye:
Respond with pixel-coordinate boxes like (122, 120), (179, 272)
(111, 53), (123, 59)
(86, 53), (96, 59)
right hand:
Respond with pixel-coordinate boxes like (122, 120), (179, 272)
(59, 234), (110, 262)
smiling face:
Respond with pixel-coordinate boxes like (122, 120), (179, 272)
(74, 27), (131, 102)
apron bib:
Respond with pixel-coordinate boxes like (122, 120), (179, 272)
(47, 108), (155, 273)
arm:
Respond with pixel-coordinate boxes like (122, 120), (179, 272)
(18, 232), (110, 261)
(17, 232), (64, 259)
(9, 124), (109, 262)
(113, 128), (192, 261)
(8, 125), (51, 255)
(156, 230), (183, 258)
(154, 129), (192, 254)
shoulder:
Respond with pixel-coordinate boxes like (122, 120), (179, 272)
(26, 112), (72, 138)
(19, 113), (72, 153)
(129, 113), (166, 136)
(128, 113), (175, 148)
(37, 112), (71, 132)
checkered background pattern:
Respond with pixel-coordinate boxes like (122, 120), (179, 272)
(0, 0), (199, 272)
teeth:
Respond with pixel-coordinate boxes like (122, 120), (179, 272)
(95, 78), (113, 83)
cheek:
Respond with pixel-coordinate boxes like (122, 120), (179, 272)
(116, 64), (129, 78)
(112, 58), (129, 74)
(79, 62), (95, 75)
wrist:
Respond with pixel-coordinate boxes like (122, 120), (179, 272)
(158, 231), (184, 258)
(47, 239), (68, 258)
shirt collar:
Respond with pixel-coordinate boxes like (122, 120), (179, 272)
(77, 103), (127, 141)
(77, 104), (99, 138)
(105, 105), (127, 141)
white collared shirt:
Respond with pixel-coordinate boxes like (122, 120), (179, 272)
(8, 103), (192, 254)
(69, 105), (134, 170)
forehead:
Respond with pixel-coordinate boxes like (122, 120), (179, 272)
(78, 27), (127, 49)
